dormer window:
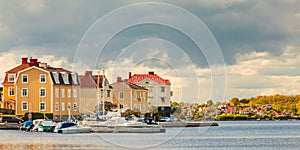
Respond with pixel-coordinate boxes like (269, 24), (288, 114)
(52, 72), (60, 84)
(8, 74), (15, 82)
(71, 73), (78, 85)
(62, 72), (69, 84)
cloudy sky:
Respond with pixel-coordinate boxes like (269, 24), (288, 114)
(0, 0), (300, 103)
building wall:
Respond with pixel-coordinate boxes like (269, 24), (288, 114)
(3, 85), (16, 109)
(15, 68), (52, 116)
(112, 88), (131, 111)
(131, 90), (148, 114)
(52, 85), (80, 117)
(79, 80), (113, 115)
(136, 79), (171, 107)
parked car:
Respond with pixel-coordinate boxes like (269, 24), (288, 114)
(159, 117), (171, 122)
(0, 116), (23, 124)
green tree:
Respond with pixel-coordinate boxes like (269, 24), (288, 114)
(230, 97), (240, 106)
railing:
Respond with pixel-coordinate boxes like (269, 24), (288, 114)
(0, 108), (15, 114)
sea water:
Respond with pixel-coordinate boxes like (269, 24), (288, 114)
(0, 121), (299, 149)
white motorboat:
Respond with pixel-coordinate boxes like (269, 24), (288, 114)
(54, 122), (91, 133)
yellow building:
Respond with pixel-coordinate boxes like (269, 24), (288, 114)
(110, 77), (148, 114)
(79, 71), (113, 115)
(2, 58), (80, 120)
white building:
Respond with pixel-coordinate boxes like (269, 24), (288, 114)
(128, 71), (172, 107)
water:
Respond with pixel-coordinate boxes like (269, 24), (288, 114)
(1, 121), (300, 149)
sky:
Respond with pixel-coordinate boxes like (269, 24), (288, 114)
(0, 0), (300, 103)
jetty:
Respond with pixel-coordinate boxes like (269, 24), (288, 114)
(158, 121), (219, 127)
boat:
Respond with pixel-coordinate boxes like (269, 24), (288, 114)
(37, 120), (57, 132)
(89, 117), (165, 133)
(53, 122), (91, 133)
(19, 120), (33, 131)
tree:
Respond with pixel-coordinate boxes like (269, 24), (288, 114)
(206, 100), (214, 107)
(230, 97), (240, 106)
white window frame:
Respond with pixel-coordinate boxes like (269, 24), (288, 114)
(55, 102), (59, 111)
(22, 74), (28, 83)
(107, 90), (110, 98)
(161, 87), (165, 93)
(40, 74), (46, 83)
(119, 91), (124, 100)
(134, 92), (136, 100)
(8, 87), (14, 96)
(61, 89), (65, 98)
(53, 72), (60, 84)
(22, 88), (28, 97)
(8, 74), (15, 82)
(67, 89), (71, 98)
(73, 102), (77, 111)
(71, 73), (78, 85)
(55, 88), (59, 98)
(40, 88), (46, 97)
(73, 89), (77, 98)
(40, 102), (46, 111)
(161, 97), (166, 103)
(61, 102), (65, 111)
(22, 102), (28, 111)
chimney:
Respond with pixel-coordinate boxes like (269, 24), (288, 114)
(39, 62), (47, 68)
(129, 72), (132, 79)
(149, 71), (154, 75)
(21, 58), (28, 64)
(29, 58), (39, 66)
(85, 71), (93, 77)
(117, 77), (122, 82)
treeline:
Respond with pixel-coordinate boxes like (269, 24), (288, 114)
(230, 94), (300, 114)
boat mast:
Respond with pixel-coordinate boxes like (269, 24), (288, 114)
(102, 69), (105, 116)
(97, 71), (101, 116)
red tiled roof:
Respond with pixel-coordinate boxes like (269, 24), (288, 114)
(128, 72), (171, 85)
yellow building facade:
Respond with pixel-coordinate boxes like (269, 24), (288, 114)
(2, 58), (80, 120)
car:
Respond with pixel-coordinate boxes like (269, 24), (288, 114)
(159, 117), (171, 122)
(0, 116), (23, 124)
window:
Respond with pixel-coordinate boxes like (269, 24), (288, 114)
(22, 102), (28, 111)
(52, 72), (59, 84)
(8, 87), (14, 96)
(107, 90), (110, 98)
(8, 74), (15, 82)
(40, 88), (46, 97)
(55, 102), (59, 111)
(62, 72), (69, 84)
(40, 102), (46, 111)
(161, 87), (165, 93)
(161, 97), (165, 103)
(73, 89), (77, 98)
(61, 102), (65, 111)
(61, 89), (65, 98)
(22, 88), (28, 97)
(40, 74), (46, 83)
(55, 88), (59, 98)
(67, 89), (71, 98)
(143, 103), (146, 111)
(143, 92), (146, 99)
(71, 73), (78, 84)
(134, 103), (137, 109)
(138, 92), (141, 99)
(119, 104), (123, 109)
(119, 92), (124, 99)
(73, 102), (77, 111)
(134, 92), (136, 100)
(22, 74), (28, 83)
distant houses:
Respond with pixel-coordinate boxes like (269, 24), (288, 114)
(110, 77), (148, 114)
(128, 71), (172, 107)
(1, 58), (173, 119)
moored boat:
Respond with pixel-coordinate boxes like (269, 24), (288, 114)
(54, 122), (91, 133)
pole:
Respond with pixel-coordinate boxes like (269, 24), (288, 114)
(102, 69), (105, 116)
(97, 71), (100, 118)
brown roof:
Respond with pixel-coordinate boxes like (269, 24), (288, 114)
(110, 80), (147, 90)
(79, 71), (111, 88)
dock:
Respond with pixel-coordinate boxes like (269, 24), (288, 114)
(158, 121), (219, 127)
(0, 123), (20, 130)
